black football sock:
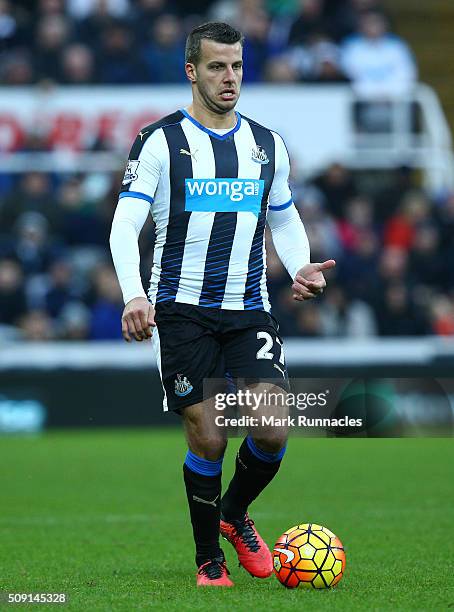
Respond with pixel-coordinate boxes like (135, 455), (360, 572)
(221, 436), (286, 522)
(183, 451), (224, 567)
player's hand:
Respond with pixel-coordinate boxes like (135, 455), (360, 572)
(121, 297), (156, 342)
(292, 260), (336, 301)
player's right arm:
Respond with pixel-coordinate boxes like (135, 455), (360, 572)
(109, 130), (162, 342)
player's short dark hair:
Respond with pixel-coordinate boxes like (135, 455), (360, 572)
(185, 22), (244, 65)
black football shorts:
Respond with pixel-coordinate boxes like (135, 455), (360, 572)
(153, 301), (289, 413)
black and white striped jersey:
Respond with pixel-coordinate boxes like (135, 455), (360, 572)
(119, 109), (293, 312)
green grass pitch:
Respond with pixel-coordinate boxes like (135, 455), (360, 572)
(1, 430), (453, 611)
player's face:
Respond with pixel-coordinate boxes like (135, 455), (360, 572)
(187, 40), (243, 114)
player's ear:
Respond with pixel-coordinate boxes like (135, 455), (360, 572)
(185, 62), (197, 83)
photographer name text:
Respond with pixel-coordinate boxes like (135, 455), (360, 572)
(215, 415), (363, 427)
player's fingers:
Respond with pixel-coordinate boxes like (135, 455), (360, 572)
(131, 312), (145, 341)
(292, 284), (326, 295)
(293, 292), (315, 301)
(292, 281), (321, 297)
(292, 279), (308, 293)
(147, 305), (156, 328)
(121, 317), (131, 342)
(293, 276), (323, 298)
(294, 276), (311, 288)
(124, 312), (143, 342)
(309, 280), (326, 292)
(125, 315), (140, 341)
(292, 279), (316, 293)
(295, 275), (326, 289)
(315, 259), (336, 271)
(139, 309), (153, 339)
(293, 285), (317, 299)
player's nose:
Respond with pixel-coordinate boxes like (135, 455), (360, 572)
(223, 65), (236, 81)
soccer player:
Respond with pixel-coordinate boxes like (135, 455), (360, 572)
(110, 22), (335, 587)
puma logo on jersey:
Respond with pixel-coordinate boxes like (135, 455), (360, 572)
(273, 363), (286, 377)
(180, 148), (198, 161)
(192, 494), (219, 507)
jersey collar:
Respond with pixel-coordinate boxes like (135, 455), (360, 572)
(180, 108), (241, 140)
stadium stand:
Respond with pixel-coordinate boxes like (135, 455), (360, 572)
(1, 0), (454, 341)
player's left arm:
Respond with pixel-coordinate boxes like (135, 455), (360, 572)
(267, 133), (335, 301)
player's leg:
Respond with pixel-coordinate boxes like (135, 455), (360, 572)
(182, 401), (227, 562)
(154, 302), (232, 586)
(221, 312), (290, 519)
(220, 382), (288, 578)
(219, 312), (290, 577)
(222, 381), (289, 522)
(181, 400), (232, 585)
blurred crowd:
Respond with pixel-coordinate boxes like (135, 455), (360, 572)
(1, 163), (454, 341)
(1, 0), (416, 94)
(2, 0), (452, 341)
(269, 165), (454, 338)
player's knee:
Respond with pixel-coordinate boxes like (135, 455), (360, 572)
(190, 436), (227, 461)
(252, 432), (288, 455)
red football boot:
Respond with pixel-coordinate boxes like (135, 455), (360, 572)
(220, 513), (273, 578)
(196, 556), (234, 587)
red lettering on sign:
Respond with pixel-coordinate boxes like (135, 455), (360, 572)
(0, 115), (24, 151)
(129, 113), (162, 142)
(97, 111), (121, 147)
(48, 113), (84, 150)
